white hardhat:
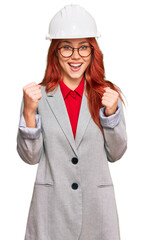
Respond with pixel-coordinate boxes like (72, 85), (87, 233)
(46, 4), (101, 40)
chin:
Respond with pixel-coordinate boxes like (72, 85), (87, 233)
(69, 72), (84, 80)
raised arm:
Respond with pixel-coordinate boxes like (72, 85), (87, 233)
(99, 87), (127, 162)
(16, 82), (43, 165)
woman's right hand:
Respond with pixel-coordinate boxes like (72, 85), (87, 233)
(23, 82), (42, 115)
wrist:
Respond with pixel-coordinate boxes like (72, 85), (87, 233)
(105, 106), (117, 116)
(23, 108), (36, 117)
(23, 110), (36, 128)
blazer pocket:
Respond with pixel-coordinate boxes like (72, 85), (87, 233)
(35, 182), (54, 187)
(97, 183), (113, 188)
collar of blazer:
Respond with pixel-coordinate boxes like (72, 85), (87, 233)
(42, 78), (91, 157)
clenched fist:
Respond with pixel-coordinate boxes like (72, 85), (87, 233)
(23, 82), (42, 116)
(102, 87), (119, 116)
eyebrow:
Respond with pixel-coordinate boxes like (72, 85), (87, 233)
(60, 40), (89, 44)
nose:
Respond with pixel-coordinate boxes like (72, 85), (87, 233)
(71, 48), (81, 59)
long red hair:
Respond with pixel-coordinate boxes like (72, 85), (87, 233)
(38, 37), (124, 134)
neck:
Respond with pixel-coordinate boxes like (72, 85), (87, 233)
(62, 75), (84, 90)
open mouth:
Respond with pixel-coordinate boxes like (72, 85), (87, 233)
(68, 63), (83, 71)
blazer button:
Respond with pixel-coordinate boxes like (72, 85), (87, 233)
(71, 183), (78, 190)
(71, 157), (78, 164)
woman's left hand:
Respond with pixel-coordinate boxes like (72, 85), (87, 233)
(102, 87), (119, 116)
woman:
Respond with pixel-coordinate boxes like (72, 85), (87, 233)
(17, 4), (127, 240)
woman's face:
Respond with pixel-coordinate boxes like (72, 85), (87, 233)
(57, 38), (92, 82)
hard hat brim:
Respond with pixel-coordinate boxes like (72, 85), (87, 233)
(45, 33), (101, 40)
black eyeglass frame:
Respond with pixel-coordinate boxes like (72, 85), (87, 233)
(57, 44), (94, 58)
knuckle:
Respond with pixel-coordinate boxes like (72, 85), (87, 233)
(28, 92), (33, 98)
(31, 95), (36, 100)
(32, 82), (37, 85)
(37, 85), (41, 90)
(23, 86), (28, 92)
(25, 88), (29, 94)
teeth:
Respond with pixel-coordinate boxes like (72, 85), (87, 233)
(69, 63), (82, 67)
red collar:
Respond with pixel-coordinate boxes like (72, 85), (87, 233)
(60, 76), (85, 99)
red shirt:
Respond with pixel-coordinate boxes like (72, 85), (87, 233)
(59, 76), (85, 139)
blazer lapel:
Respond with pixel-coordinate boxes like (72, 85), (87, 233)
(75, 90), (91, 149)
(45, 84), (78, 157)
(43, 80), (91, 157)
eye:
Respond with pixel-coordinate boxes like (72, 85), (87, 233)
(63, 45), (72, 50)
(80, 45), (88, 50)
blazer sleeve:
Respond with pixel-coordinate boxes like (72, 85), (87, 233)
(16, 96), (43, 165)
(99, 97), (127, 162)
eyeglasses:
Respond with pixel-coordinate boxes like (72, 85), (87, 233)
(57, 44), (93, 58)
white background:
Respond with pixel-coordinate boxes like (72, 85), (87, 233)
(0, 0), (143, 239)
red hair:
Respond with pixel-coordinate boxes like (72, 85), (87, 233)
(39, 37), (124, 134)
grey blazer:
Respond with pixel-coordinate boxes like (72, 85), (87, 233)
(16, 82), (127, 240)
